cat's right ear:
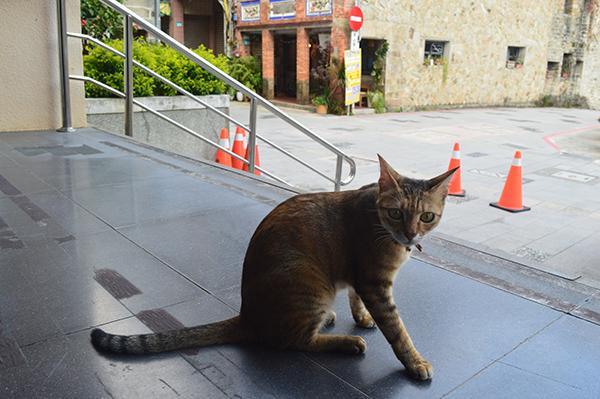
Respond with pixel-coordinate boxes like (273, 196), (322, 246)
(377, 154), (401, 193)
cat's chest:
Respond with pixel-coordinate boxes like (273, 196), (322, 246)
(377, 244), (411, 269)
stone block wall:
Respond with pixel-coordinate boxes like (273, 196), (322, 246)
(360, 0), (556, 110)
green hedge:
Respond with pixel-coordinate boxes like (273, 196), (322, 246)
(83, 40), (235, 98)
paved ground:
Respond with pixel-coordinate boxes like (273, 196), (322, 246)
(2, 129), (600, 399)
(230, 103), (600, 288)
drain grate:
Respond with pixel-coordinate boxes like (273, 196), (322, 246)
(94, 269), (142, 299)
(136, 308), (198, 355)
(465, 152), (489, 158)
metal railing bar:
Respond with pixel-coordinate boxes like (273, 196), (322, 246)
(124, 15), (133, 137)
(70, 33), (338, 184)
(98, 0), (356, 189)
(254, 132), (336, 183)
(70, 75), (289, 185)
(68, 32), (252, 133)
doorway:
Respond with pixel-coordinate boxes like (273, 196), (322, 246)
(274, 32), (297, 100)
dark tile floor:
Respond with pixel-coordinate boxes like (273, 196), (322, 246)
(1, 129), (599, 398)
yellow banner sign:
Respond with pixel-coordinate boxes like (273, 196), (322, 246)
(344, 49), (362, 106)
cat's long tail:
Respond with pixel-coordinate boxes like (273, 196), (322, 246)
(90, 316), (245, 354)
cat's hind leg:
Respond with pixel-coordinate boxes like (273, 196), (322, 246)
(348, 287), (376, 328)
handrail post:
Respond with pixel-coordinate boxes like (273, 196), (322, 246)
(124, 15), (134, 137)
(247, 98), (258, 174)
(334, 155), (343, 191)
(56, 0), (74, 132)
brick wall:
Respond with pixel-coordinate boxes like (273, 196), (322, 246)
(262, 29), (275, 99)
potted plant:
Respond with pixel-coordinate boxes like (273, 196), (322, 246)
(312, 95), (328, 114)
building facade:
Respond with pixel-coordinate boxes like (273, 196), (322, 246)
(234, 0), (355, 104)
(234, 0), (600, 110)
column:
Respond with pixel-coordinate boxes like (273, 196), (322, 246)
(168, 0), (184, 43)
(296, 27), (310, 104)
(262, 29), (275, 99)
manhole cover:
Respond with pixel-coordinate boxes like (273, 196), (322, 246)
(465, 152), (488, 158)
(551, 170), (596, 183)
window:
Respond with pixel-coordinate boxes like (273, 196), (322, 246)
(561, 53), (574, 79)
(423, 40), (448, 66)
(564, 0), (574, 14)
(574, 61), (584, 79)
(506, 46), (525, 68)
(546, 61), (560, 79)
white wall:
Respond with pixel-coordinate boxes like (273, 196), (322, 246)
(0, 0), (86, 132)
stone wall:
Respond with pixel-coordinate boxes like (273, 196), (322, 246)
(579, 1), (600, 108)
(360, 0), (556, 110)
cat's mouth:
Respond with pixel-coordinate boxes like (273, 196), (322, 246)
(391, 232), (421, 247)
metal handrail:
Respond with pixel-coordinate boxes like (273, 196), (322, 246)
(69, 33), (340, 184)
(71, 75), (288, 185)
(59, 0), (356, 190)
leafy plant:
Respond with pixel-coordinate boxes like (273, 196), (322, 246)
(81, 0), (124, 41)
(371, 41), (388, 91)
(312, 95), (328, 106)
(228, 56), (262, 93)
(83, 40), (230, 98)
(368, 90), (386, 113)
(326, 57), (345, 115)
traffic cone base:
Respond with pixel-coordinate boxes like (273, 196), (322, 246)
(449, 189), (466, 197)
(489, 202), (531, 213)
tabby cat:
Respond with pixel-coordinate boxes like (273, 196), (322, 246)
(91, 155), (458, 381)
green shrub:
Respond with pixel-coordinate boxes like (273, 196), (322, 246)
(368, 90), (386, 113)
(83, 40), (230, 98)
(228, 56), (262, 93)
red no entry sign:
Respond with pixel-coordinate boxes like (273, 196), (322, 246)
(348, 6), (363, 31)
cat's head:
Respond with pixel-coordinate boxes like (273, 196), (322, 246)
(375, 154), (458, 247)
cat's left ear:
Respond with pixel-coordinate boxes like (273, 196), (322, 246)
(427, 166), (459, 195)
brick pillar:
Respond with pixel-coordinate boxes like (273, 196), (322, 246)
(169, 0), (185, 44)
(262, 29), (275, 99)
(296, 28), (310, 104)
(331, 0), (351, 62)
(235, 30), (250, 57)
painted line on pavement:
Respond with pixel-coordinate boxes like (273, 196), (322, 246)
(543, 124), (600, 152)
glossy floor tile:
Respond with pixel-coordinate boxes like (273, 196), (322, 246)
(2, 129), (600, 398)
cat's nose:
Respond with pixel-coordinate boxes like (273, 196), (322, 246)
(405, 232), (416, 241)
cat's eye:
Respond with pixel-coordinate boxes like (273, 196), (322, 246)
(420, 212), (435, 223)
(388, 209), (402, 220)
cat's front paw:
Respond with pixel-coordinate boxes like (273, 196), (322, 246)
(354, 313), (376, 329)
(406, 358), (433, 380)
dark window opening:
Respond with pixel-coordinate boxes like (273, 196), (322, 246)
(506, 46), (526, 68)
(561, 53), (574, 79)
(546, 61), (560, 79)
(360, 39), (385, 92)
(564, 0), (574, 14)
(574, 60), (584, 79)
(423, 40), (448, 66)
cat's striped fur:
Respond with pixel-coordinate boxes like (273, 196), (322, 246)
(91, 155), (457, 381)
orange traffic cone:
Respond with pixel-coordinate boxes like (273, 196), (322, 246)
(236, 126), (247, 153)
(447, 142), (465, 197)
(215, 128), (232, 167)
(243, 144), (261, 176)
(231, 127), (246, 170)
(490, 151), (530, 213)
